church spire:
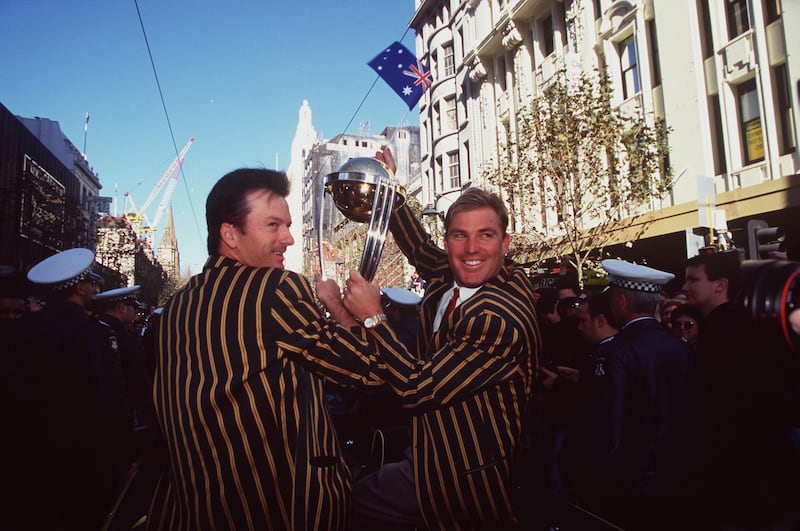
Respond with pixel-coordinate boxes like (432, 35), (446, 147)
(157, 205), (180, 280)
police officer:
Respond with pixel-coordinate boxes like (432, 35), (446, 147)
(381, 287), (422, 358)
(1, 249), (130, 530)
(592, 259), (699, 531)
(95, 285), (155, 436)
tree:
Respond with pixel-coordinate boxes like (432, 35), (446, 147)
(485, 67), (672, 286)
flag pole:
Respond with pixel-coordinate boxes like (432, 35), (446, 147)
(82, 112), (90, 159)
(386, 107), (412, 145)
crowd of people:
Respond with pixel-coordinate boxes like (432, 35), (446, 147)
(0, 146), (798, 531)
(528, 250), (800, 530)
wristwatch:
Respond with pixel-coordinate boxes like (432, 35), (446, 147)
(363, 313), (387, 328)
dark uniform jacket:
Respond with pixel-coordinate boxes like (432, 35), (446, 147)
(149, 257), (359, 531)
(590, 317), (698, 528)
(1, 300), (129, 530)
(280, 203), (540, 530)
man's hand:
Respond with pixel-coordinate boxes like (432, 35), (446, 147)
(376, 146), (397, 175)
(556, 366), (580, 384)
(539, 366), (559, 390)
(342, 271), (384, 322)
(315, 275), (358, 327)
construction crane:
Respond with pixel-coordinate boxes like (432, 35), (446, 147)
(125, 137), (194, 243)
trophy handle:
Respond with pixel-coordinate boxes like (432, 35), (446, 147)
(317, 174), (330, 280)
(359, 179), (396, 281)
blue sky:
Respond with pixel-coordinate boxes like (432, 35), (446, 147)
(0, 0), (418, 274)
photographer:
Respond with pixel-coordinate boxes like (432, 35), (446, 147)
(684, 239), (800, 529)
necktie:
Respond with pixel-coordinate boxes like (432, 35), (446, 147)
(442, 287), (460, 320)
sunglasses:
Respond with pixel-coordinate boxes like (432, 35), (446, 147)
(671, 320), (696, 330)
(558, 297), (584, 309)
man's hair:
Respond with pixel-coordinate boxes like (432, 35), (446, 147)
(206, 168), (290, 254)
(685, 251), (741, 298)
(443, 187), (508, 234)
(585, 289), (614, 321)
(618, 288), (661, 315)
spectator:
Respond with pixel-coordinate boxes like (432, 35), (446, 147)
(659, 298), (684, 329)
(669, 303), (703, 350)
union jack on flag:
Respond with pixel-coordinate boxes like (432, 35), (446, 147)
(368, 41), (432, 109)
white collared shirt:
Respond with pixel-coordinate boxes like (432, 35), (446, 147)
(433, 283), (481, 331)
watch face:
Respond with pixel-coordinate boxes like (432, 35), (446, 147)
(364, 314), (385, 328)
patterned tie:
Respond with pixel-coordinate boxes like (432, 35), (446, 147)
(442, 287), (460, 320)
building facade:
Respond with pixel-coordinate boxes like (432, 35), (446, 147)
(410, 0), (798, 270)
(0, 103), (110, 271)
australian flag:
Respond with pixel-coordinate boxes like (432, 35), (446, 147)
(369, 41), (432, 110)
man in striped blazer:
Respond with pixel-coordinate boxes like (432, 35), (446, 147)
(148, 168), (384, 530)
(281, 153), (540, 529)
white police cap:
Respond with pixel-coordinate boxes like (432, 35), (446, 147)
(601, 259), (674, 294)
(27, 248), (101, 291)
(95, 285), (142, 306)
(381, 287), (422, 308)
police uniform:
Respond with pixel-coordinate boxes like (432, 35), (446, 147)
(589, 260), (698, 530)
(95, 286), (154, 434)
(1, 249), (131, 530)
(381, 287), (422, 357)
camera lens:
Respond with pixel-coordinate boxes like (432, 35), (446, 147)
(739, 260), (800, 352)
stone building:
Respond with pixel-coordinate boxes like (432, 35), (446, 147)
(409, 0), (799, 272)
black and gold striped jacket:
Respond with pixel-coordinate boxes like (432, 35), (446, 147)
(149, 256), (369, 530)
(281, 204), (540, 530)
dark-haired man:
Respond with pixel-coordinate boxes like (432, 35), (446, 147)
(682, 251), (779, 529)
(149, 168), (375, 530)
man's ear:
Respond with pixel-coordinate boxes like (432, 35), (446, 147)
(219, 222), (237, 249)
(715, 277), (729, 295)
(73, 281), (91, 298)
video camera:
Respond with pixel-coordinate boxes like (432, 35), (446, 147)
(739, 260), (800, 352)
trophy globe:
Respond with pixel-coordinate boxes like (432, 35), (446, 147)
(317, 157), (405, 282)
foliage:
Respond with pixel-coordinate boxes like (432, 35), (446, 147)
(485, 67), (672, 286)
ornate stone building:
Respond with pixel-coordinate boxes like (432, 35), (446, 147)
(410, 0), (799, 271)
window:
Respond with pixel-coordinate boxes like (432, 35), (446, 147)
(444, 97), (457, 131)
(764, 0), (782, 24)
(697, 0), (715, 59)
(726, 0), (750, 40)
(448, 152), (460, 189)
(496, 56), (507, 93)
(541, 15), (555, 56)
(737, 79), (764, 164)
(709, 95), (728, 174)
(443, 43), (455, 76)
(619, 35), (640, 99)
(774, 63), (796, 154)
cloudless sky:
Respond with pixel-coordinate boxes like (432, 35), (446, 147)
(0, 0), (418, 274)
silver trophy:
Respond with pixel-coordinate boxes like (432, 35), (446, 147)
(317, 157), (405, 282)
